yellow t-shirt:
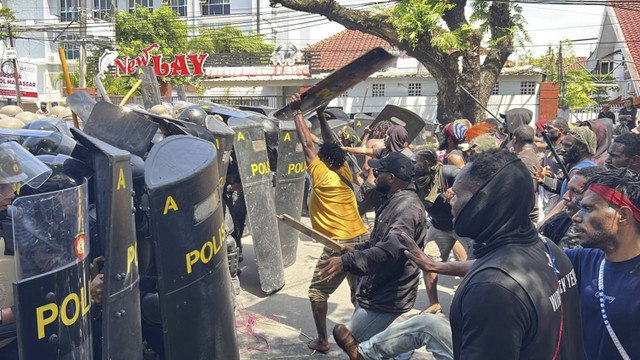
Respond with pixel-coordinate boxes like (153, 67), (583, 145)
(307, 156), (368, 241)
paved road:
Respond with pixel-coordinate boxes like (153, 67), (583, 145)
(235, 217), (461, 359)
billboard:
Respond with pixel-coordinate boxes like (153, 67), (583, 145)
(0, 62), (38, 100)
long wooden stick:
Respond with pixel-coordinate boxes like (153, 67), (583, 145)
(276, 214), (343, 252)
(58, 47), (80, 128)
(119, 79), (143, 107)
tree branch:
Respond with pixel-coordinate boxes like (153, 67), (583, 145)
(480, 1), (515, 99)
(270, 0), (398, 44)
(442, 0), (468, 31)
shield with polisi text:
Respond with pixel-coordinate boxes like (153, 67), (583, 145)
(144, 136), (238, 360)
(12, 182), (93, 360)
(275, 121), (306, 267)
(229, 117), (285, 294)
(72, 129), (143, 360)
(206, 116), (235, 189)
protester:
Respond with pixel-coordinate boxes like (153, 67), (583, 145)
(539, 166), (600, 249)
(334, 149), (583, 360)
(511, 125), (540, 222)
(538, 117), (569, 213)
(324, 152), (427, 345)
(288, 94), (369, 353)
(538, 127), (597, 199)
(580, 118), (613, 165)
(618, 97), (637, 130)
(501, 108), (533, 151)
(568, 168), (640, 359)
(597, 104), (616, 123)
(605, 133), (640, 172)
(438, 122), (467, 168)
(413, 148), (470, 314)
(35, 102), (48, 116)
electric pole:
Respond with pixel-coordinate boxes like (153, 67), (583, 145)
(558, 42), (565, 109)
(79, 0), (87, 88)
(7, 24), (22, 107)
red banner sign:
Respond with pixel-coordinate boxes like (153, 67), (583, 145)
(104, 44), (209, 78)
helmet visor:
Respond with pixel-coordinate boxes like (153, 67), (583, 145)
(0, 141), (52, 190)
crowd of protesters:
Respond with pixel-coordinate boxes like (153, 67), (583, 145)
(288, 93), (640, 360)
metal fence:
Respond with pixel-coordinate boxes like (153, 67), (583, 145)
(109, 95), (288, 108)
(569, 104), (623, 123)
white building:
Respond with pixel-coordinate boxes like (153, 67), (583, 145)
(0, 0), (342, 103)
(586, 5), (640, 100)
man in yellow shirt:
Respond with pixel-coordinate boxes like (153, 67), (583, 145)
(289, 93), (368, 354)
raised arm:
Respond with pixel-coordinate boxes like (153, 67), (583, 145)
(289, 93), (316, 165)
(317, 105), (335, 144)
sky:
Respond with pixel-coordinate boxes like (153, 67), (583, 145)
(518, 3), (606, 57)
(300, 2), (608, 58)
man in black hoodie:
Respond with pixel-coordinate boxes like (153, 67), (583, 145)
(334, 149), (583, 360)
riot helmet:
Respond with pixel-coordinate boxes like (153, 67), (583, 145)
(0, 117), (26, 129)
(23, 131), (76, 156)
(15, 112), (39, 124)
(178, 105), (208, 127)
(18, 154), (90, 195)
(0, 142), (52, 207)
(149, 104), (169, 116)
(0, 105), (23, 117)
(23, 119), (59, 132)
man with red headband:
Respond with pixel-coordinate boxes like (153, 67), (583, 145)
(568, 168), (640, 359)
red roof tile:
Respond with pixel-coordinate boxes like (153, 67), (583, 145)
(305, 30), (394, 73)
(566, 56), (587, 71)
(612, 3), (640, 79)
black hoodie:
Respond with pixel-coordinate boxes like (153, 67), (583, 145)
(449, 159), (583, 360)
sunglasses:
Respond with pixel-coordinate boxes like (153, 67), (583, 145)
(373, 169), (390, 177)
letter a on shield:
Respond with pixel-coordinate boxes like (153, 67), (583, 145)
(163, 196), (179, 215)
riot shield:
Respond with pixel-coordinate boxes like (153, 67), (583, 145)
(12, 182), (93, 360)
(72, 130), (143, 360)
(228, 117), (285, 294)
(84, 102), (159, 157)
(274, 121), (306, 267)
(144, 136), (239, 359)
(205, 116), (235, 189)
(370, 105), (427, 143)
(67, 92), (97, 124)
(273, 47), (398, 120)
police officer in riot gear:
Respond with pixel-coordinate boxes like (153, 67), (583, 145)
(177, 105), (207, 127)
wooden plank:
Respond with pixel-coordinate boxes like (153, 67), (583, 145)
(276, 214), (343, 252)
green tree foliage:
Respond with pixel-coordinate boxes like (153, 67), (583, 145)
(188, 26), (273, 54)
(523, 42), (607, 109)
(92, 5), (273, 95)
(0, 7), (17, 40)
(270, 0), (528, 123)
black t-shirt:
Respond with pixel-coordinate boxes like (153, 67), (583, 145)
(619, 107), (637, 128)
(450, 239), (583, 360)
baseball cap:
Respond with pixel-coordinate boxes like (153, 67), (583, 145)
(368, 152), (414, 181)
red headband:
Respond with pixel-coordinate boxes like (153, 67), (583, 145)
(588, 183), (640, 223)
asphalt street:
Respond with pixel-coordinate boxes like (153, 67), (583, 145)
(235, 216), (461, 359)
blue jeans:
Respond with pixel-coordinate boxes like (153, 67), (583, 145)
(358, 313), (454, 360)
(346, 304), (402, 343)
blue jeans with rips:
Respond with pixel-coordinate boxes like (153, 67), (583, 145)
(358, 313), (454, 360)
(346, 304), (402, 343)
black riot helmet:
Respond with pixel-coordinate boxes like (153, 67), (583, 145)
(23, 120), (59, 132)
(178, 105), (208, 127)
(19, 154), (90, 195)
(22, 131), (76, 156)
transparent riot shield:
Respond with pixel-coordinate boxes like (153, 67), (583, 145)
(12, 182), (92, 360)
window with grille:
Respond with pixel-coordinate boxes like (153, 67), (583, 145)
(129, 0), (154, 12)
(202, 0), (230, 15)
(93, 0), (111, 19)
(520, 81), (536, 95)
(341, 91), (349, 97)
(372, 84), (385, 97)
(60, 0), (79, 21)
(492, 82), (499, 95)
(60, 35), (80, 60)
(408, 83), (421, 96)
(169, 0), (187, 16)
